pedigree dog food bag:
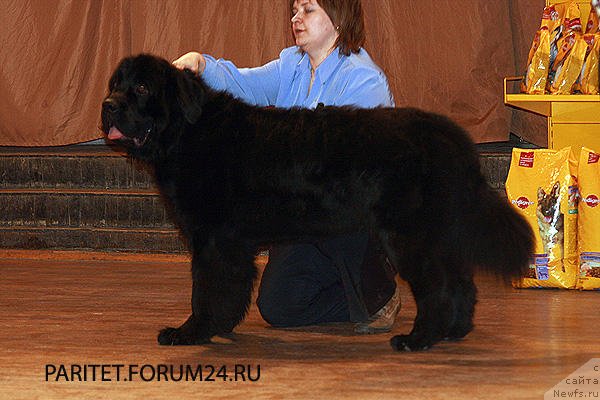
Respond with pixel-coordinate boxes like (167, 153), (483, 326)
(522, 5), (563, 94)
(521, 4), (566, 94)
(579, 33), (600, 94)
(506, 148), (578, 289)
(585, 4), (599, 34)
(522, 27), (552, 94)
(549, 3), (586, 94)
(577, 148), (600, 290)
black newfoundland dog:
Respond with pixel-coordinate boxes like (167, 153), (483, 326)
(101, 54), (533, 351)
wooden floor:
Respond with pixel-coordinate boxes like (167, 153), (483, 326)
(1, 252), (599, 400)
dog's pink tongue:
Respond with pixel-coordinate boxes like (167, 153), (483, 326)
(108, 126), (125, 140)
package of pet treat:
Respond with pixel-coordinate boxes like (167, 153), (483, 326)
(522, 5), (563, 94)
(506, 148), (579, 289)
(579, 33), (600, 94)
(548, 3), (572, 80)
(585, 4), (599, 34)
(550, 32), (588, 93)
(549, 4), (587, 94)
(522, 28), (552, 94)
(576, 148), (600, 290)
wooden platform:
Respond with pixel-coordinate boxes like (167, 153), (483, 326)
(1, 252), (598, 399)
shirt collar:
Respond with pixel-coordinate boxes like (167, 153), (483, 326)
(296, 47), (343, 83)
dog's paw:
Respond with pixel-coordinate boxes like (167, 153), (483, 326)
(389, 334), (433, 352)
(157, 327), (210, 346)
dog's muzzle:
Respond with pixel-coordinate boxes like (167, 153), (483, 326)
(101, 98), (152, 147)
(102, 98), (120, 116)
(101, 98), (120, 133)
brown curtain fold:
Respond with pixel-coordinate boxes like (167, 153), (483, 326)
(0, 0), (545, 147)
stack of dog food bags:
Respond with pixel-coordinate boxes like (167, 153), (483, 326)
(576, 148), (600, 289)
(522, 1), (600, 94)
(506, 148), (579, 289)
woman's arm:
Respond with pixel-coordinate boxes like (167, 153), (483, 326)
(337, 69), (395, 108)
(173, 51), (280, 106)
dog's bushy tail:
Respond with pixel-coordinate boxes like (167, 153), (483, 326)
(465, 185), (534, 281)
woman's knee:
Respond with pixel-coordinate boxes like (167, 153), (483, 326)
(256, 284), (311, 327)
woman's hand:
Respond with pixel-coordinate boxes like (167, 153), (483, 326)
(172, 52), (206, 74)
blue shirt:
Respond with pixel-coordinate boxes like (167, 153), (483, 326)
(202, 46), (395, 109)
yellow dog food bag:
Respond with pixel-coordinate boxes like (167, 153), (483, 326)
(522, 5), (563, 94)
(577, 148), (600, 290)
(522, 27), (552, 94)
(506, 148), (579, 289)
(585, 4), (599, 33)
(579, 33), (600, 94)
(549, 3), (587, 94)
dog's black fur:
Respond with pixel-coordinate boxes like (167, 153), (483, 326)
(101, 54), (534, 351)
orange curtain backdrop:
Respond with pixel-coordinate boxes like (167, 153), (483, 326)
(0, 0), (545, 146)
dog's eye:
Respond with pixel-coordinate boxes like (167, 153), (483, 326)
(135, 84), (149, 96)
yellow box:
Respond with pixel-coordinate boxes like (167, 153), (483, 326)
(551, 123), (600, 149)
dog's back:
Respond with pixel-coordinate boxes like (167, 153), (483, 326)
(191, 100), (535, 282)
(177, 100), (533, 283)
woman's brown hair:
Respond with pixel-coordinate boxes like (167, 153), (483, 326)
(289, 0), (366, 56)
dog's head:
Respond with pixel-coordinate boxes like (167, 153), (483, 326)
(101, 54), (205, 153)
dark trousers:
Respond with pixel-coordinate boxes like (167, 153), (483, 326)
(256, 233), (396, 327)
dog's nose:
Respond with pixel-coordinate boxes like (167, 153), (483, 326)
(102, 98), (119, 114)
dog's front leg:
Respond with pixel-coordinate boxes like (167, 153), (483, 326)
(158, 238), (257, 345)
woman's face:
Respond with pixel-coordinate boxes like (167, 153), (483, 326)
(291, 0), (338, 55)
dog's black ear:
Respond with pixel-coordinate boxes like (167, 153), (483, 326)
(176, 69), (205, 124)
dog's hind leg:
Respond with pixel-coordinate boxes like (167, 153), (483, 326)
(389, 254), (471, 352)
(444, 273), (477, 341)
(158, 238), (257, 345)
